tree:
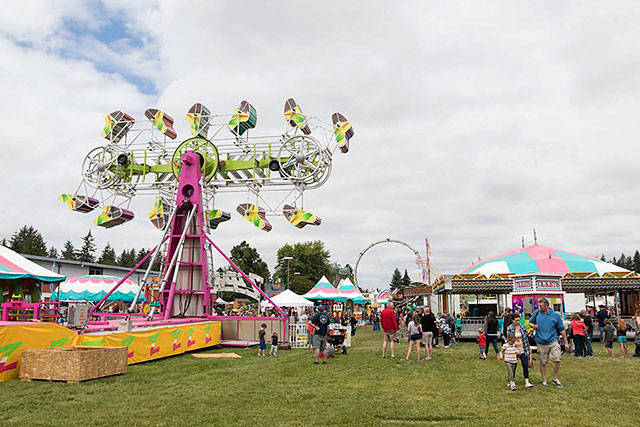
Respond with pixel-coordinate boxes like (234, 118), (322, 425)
(401, 269), (412, 288)
(9, 225), (47, 256)
(118, 248), (137, 268)
(600, 254), (606, 262)
(633, 250), (640, 273)
(1, 238), (7, 247)
(61, 241), (77, 260)
(77, 230), (97, 262)
(48, 246), (58, 258)
(230, 241), (270, 288)
(390, 268), (403, 290)
(273, 241), (334, 294)
(98, 243), (117, 265)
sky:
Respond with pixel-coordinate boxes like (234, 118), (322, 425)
(1, 1), (640, 290)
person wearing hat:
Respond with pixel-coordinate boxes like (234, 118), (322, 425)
(596, 305), (610, 342)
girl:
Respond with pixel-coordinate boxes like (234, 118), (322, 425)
(406, 312), (423, 361)
(603, 319), (616, 359)
(477, 328), (487, 359)
(570, 312), (587, 358)
(500, 333), (521, 391)
(507, 313), (533, 388)
(617, 318), (628, 358)
(483, 311), (500, 358)
(634, 307), (640, 357)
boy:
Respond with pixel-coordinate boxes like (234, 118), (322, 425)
(501, 333), (521, 391)
(477, 328), (487, 359)
(603, 319), (616, 359)
(270, 331), (279, 356)
(258, 323), (267, 357)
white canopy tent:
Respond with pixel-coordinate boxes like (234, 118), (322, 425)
(261, 289), (314, 308)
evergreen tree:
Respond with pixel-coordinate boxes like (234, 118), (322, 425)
(118, 249), (137, 268)
(61, 241), (77, 260)
(98, 243), (117, 265)
(600, 254), (606, 262)
(633, 250), (640, 273)
(401, 269), (412, 288)
(136, 248), (150, 269)
(9, 225), (47, 256)
(77, 230), (97, 262)
(48, 246), (58, 258)
(1, 238), (7, 247)
(390, 268), (403, 290)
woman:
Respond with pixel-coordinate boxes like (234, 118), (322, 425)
(483, 311), (500, 358)
(406, 312), (423, 361)
(617, 318), (628, 358)
(507, 313), (533, 388)
(634, 307), (640, 357)
(570, 312), (587, 357)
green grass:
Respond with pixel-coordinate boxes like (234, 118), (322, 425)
(2, 326), (637, 426)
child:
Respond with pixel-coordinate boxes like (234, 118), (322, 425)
(500, 333), (521, 391)
(258, 323), (267, 357)
(603, 319), (616, 359)
(477, 328), (487, 360)
(270, 331), (279, 356)
(558, 333), (566, 354)
(616, 318), (628, 359)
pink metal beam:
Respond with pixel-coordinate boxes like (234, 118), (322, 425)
(205, 235), (287, 318)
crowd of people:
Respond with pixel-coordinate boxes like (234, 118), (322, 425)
(374, 300), (640, 391)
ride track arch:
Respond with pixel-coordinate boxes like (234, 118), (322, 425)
(354, 238), (441, 305)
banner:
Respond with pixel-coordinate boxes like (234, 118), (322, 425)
(0, 321), (221, 382)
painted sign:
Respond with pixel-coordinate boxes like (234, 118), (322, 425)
(536, 278), (561, 292)
(513, 278), (534, 293)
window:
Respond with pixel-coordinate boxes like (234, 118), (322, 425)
(89, 267), (103, 276)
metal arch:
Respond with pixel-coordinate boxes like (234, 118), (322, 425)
(354, 238), (423, 287)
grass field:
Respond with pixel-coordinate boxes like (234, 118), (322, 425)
(2, 326), (638, 426)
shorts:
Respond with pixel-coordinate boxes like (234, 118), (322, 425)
(259, 341), (267, 350)
(312, 335), (328, 352)
(422, 331), (433, 345)
(410, 333), (422, 342)
(617, 336), (627, 343)
(537, 342), (561, 365)
(605, 341), (613, 349)
(383, 330), (397, 342)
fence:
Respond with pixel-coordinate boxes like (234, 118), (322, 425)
(289, 323), (308, 348)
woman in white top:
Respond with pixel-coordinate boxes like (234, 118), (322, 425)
(406, 312), (423, 361)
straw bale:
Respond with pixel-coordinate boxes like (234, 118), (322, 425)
(19, 346), (127, 383)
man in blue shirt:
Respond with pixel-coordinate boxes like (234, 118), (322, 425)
(311, 306), (330, 365)
(530, 298), (569, 387)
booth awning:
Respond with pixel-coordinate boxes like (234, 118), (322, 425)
(337, 278), (367, 304)
(52, 275), (142, 303)
(0, 245), (66, 283)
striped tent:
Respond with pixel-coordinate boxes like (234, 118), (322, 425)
(0, 245), (65, 282)
(337, 278), (367, 304)
(303, 276), (345, 301)
(463, 244), (629, 276)
(52, 275), (143, 303)
(376, 289), (390, 304)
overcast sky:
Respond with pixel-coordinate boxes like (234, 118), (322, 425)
(1, 1), (639, 290)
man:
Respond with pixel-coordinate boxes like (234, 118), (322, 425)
(381, 302), (399, 358)
(311, 306), (330, 364)
(580, 308), (593, 356)
(530, 298), (569, 387)
(596, 305), (610, 342)
(420, 307), (436, 360)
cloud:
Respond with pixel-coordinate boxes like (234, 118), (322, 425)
(2, 1), (640, 291)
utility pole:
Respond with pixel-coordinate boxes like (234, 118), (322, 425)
(283, 256), (293, 290)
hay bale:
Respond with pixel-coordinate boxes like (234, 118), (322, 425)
(19, 346), (127, 383)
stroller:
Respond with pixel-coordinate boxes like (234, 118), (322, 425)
(327, 323), (348, 354)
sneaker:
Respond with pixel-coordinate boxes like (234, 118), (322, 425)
(541, 382), (548, 387)
(552, 379), (563, 388)
(525, 382), (534, 388)
(510, 384), (517, 391)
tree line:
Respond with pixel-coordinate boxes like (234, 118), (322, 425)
(2, 225), (341, 294)
(3, 225), (156, 269)
(600, 251), (640, 273)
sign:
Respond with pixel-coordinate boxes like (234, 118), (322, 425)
(404, 286), (430, 296)
(513, 278), (534, 293)
(536, 278), (561, 292)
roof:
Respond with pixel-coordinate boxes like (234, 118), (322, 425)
(337, 278), (367, 304)
(463, 244), (628, 276)
(303, 276), (345, 301)
(0, 245), (66, 283)
(52, 274), (142, 302)
(261, 289), (313, 308)
(22, 254), (160, 275)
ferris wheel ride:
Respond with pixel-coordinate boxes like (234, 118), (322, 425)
(59, 97), (355, 320)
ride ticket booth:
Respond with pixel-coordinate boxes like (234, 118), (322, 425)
(511, 274), (566, 319)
